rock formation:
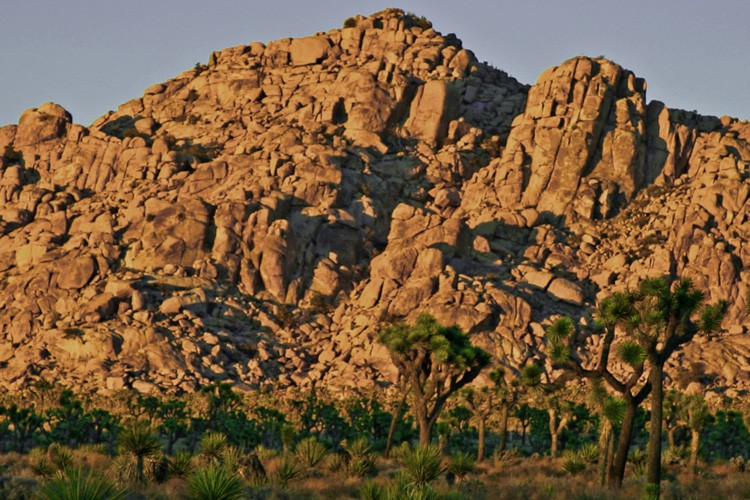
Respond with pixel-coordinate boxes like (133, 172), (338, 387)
(0, 9), (748, 397)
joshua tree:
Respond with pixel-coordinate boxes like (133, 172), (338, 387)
(519, 361), (578, 458)
(588, 378), (625, 487)
(378, 314), (490, 446)
(494, 368), (524, 452)
(663, 389), (684, 451)
(459, 368), (505, 462)
(384, 375), (408, 458)
(685, 393), (710, 476)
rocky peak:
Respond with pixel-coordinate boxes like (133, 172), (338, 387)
(0, 11), (748, 397)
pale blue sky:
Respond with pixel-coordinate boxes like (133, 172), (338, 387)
(1, 1), (747, 126)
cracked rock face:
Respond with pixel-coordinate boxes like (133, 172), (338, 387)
(0, 8), (748, 397)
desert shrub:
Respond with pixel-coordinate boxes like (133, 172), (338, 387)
(186, 465), (244, 500)
(308, 291), (333, 314)
(343, 17), (357, 28)
(40, 468), (127, 500)
(406, 13), (432, 30)
(276, 304), (296, 329)
(731, 456), (747, 472)
(2, 145), (22, 164)
(122, 127), (142, 139)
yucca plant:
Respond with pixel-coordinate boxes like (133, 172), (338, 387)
(118, 421), (162, 485)
(273, 458), (302, 488)
(577, 443), (600, 465)
(448, 452), (475, 484)
(629, 449), (647, 477)
(359, 480), (384, 500)
(345, 437), (372, 458)
(325, 452), (345, 474)
(220, 446), (245, 473)
(199, 432), (229, 466)
(562, 452), (586, 476)
(349, 454), (377, 478)
(383, 474), (438, 500)
(169, 452), (195, 478)
(345, 437), (376, 477)
(294, 436), (327, 469)
(186, 465), (245, 500)
(28, 448), (55, 478)
(391, 441), (412, 460)
(399, 445), (446, 488)
(39, 468), (127, 500)
(254, 445), (276, 463)
(49, 443), (75, 471)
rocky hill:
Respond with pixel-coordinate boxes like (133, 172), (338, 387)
(1, 9), (748, 396)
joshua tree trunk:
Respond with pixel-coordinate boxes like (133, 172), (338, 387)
(417, 410), (432, 447)
(689, 428), (700, 476)
(136, 455), (145, 485)
(477, 418), (487, 462)
(609, 396), (637, 489)
(498, 403), (509, 452)
(667, 427), (676, 450)
(548, 408), (558, 458)
(646, 362), (664, 498)
(385, 392), (407, 458)
(598, 419), (613, 486)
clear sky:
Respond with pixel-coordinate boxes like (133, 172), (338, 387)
(1, 1), (747, 126)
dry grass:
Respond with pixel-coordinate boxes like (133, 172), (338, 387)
(2, 450), (750, 499)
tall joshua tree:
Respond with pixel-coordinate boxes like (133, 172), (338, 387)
(544, 304), (650, 489)
(545, 276), (727, 497)
(378, 314), (490, 446)
(631, 277), (726, 498)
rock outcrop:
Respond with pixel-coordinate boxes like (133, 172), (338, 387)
(0, 9), (748, 397)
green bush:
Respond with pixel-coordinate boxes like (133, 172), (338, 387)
(343, 17), (357, 28)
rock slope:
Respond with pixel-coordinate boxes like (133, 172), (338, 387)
(0, 9), (748, 395)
